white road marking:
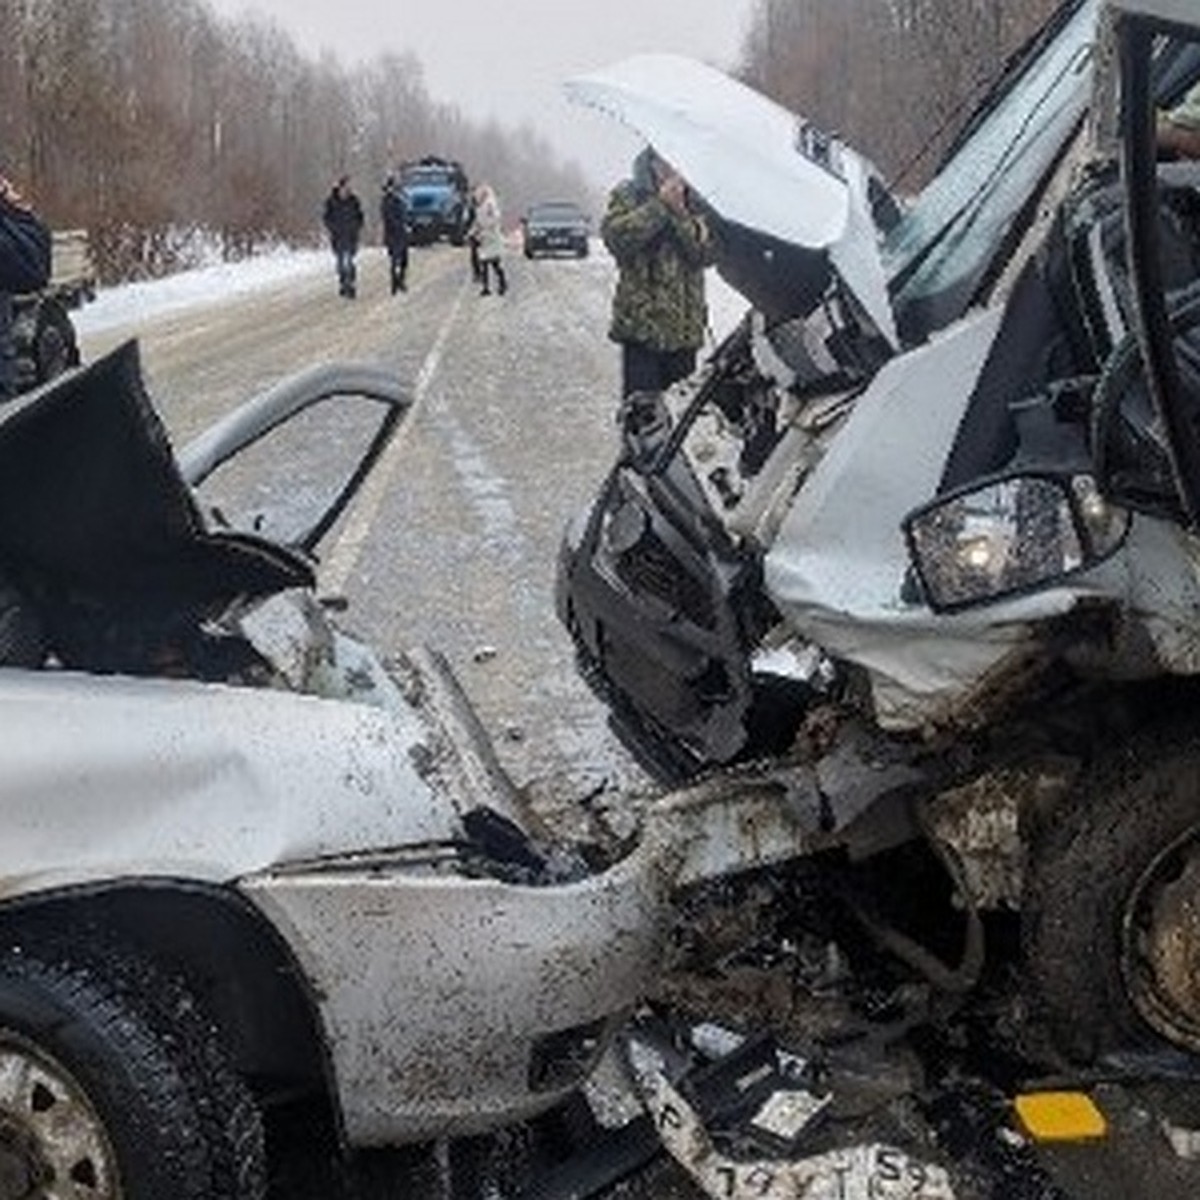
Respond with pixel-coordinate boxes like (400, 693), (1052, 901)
(320, 279), (468, 595)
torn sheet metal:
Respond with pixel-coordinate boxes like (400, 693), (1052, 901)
(625, 1027), (956, 1199)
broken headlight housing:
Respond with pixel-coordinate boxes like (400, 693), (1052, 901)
(904, 472), (1129, 612)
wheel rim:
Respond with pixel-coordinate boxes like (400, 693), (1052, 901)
(0, 1031), (122, 1198)
(1122, 826), (1200, 1051)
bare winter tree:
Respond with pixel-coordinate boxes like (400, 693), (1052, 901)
(739, 0), (1063, 188)
(1, 0), (594, 281)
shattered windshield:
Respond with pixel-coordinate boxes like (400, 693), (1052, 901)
(884, 0), (1098, 342)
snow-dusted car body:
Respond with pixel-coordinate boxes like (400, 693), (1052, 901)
(0, 342), (830, 1196)
(561, 0), (1200, 1072)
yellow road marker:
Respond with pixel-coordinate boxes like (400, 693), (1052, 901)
(1014, 1091), (1109, 1141)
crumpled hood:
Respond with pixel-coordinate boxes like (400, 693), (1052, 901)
(564, 53), (898, 343)
(0, 342), (312, 626)
(0, 664), (463, 894)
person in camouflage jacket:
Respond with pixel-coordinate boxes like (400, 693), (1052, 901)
(602, 147), (715, 397)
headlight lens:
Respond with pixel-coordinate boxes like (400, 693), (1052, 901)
(906, 473), (1128, 611)
(1072, 474), (1126, 556)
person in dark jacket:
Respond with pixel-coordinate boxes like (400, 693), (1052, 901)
(0, 173), (51, 402)
(323, 176), (364, 298)
(601, 147), (714, 397)
(380, 176), (409, 294)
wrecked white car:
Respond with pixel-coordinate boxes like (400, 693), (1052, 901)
(0, 341), (830, 1199)
(560, 0), (1200, 1091)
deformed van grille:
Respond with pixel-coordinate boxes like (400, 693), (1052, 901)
(616, 531), (716, 630)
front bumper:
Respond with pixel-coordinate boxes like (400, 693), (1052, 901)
(241, 757), (830, 1148)
(242, 841), (667, 1145)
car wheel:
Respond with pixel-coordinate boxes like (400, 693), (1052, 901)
(0, 936), (265, 1199)
(33, 306), (77, 385)
(1024, 719), (1200, 1062)
(578, 243), (589, 259)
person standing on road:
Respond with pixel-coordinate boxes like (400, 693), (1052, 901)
(602, 146), (714, 398)
(463, 189), (484, 285)
(323, 176), (364, 299)
(469, 183), (507, 297)
(380, 175), (410, 294)
(0, 172), (51, 402)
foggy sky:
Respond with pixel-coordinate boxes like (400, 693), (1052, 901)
(204, 0), (756, 185)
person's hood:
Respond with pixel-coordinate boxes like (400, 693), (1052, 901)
(564, 54), (899, 345)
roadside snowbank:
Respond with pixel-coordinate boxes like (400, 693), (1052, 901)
(73, 248), (329, 337)
(73, 241), (746, 348)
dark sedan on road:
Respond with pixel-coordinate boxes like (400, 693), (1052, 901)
(522, 201), (590, 259)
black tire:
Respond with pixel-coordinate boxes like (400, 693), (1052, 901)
(112, 949), (267, 1200)
(0, 935), (265, 1199)
(0, 942), (209, 1198)
(33, 305), (77, 385)
(1024, 719), (1200, 1063)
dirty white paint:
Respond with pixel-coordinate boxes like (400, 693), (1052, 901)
(243, 839), (669, 1143)
(762, 309), (1101, 729)
(239, 763), (827, 1143)
(0, 660), (457, 894)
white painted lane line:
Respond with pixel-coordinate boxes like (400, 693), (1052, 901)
(320, 278), (468, 595)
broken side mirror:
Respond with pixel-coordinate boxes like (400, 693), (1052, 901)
(903, 472), (1129, 613)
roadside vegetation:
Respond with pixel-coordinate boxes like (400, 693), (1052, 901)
(738, 0), (1063, 189)
(0, 0), (595, 282)
(2, 0), (1066, 285)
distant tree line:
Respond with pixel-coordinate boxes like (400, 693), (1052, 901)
(0, 0), (595, 282)
(737, 0), (1064, 191)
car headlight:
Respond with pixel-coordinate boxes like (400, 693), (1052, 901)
(904, 472), (1128, 612)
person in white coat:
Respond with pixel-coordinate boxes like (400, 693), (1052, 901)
(468, 183), (507, 296)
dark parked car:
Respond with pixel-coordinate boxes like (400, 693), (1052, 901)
(522, 201), (590, 259)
